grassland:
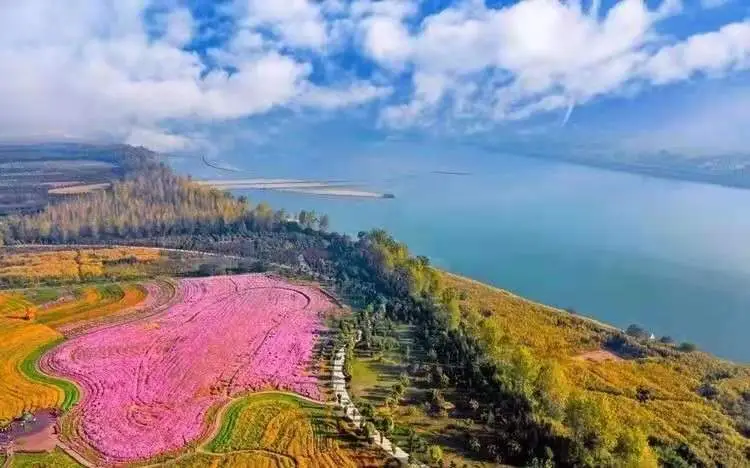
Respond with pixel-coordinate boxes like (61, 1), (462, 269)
(442, 272), (750, 465)
(205, 392), (380, 468)
(6, 448), (80, 467)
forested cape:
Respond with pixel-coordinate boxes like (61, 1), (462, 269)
(1, 145), (748, 467)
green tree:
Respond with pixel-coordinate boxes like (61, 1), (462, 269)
(428, 445), (444, 465)
(679, 342), (698, 352)
(319, 214), (330, 231)
(378, 415), (394, 440)
(564, 394), (616, 466)
(364, 422), (378, 444)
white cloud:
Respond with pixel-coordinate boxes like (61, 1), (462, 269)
(0, 0), (749, 150)
(240, 0), (328, 49)
(163, 7), (195, 47)
(377, 0), (750, 128)
(0, 0), (385, 151)
(299, 82), (393, 109)
(125, 128), (195, 152)
(361, 16), (412, 68)
(645, 20), (750, 85)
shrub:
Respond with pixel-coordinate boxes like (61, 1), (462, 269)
(678, 342), (698, 352)
(626, 324), (650, 340)
(428, 445), (444, 464)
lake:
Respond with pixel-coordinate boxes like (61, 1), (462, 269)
(175, 143), (750, 361)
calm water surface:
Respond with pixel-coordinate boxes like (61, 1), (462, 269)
(176, 146), (750, 361)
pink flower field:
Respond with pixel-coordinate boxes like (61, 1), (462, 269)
(43, 274), (332, 462)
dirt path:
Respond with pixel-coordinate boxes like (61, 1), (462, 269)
(57, 440), (93, 468)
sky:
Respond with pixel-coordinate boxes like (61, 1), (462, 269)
(0, 0), (748, 157)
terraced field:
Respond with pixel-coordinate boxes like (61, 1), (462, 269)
(39, 284), (149, 334)
(203, 392), (380, 468)
(1, 267), (382, 466)
(0, 281), (172, 425)
(0, 319), (64, 424)
(44, 275), (333, 463)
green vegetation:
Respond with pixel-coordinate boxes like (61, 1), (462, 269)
(206, 392), (379, 468)
(7, 448), (81, 467)
(444, 273), (750, 466)
(20, 337), (80, 410)
(157, 452), (294, 467)
(348, 356), (381, 400)
(1, 165), (248, 244)
(22, 288), (60, 304)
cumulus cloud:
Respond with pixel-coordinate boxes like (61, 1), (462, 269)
(645, 20), (750, 85)
(370, 0), (750, 129)
(0, 0), (383, 149)
(0, 0), (749, 150)
(239, 0), (329, 50)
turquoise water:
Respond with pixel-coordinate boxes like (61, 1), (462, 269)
(176, 145), (750, 361)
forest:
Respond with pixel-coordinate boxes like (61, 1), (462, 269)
(1, 146), (748, 467)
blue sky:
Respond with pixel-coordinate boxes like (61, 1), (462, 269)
(0, 0), (748, 159)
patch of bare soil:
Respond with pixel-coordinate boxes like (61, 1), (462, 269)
(14, 426), (57, 453)
(574, 350), (623, 363)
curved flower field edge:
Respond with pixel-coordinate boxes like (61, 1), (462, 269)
(0, 280), (175, 425)
(196, 391), (381, 468)
(42, 274), (336, 464)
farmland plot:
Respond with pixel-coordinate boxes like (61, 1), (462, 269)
(44, 275), (332, 462)
(0, 280), (171, 425)
(206, 393), (380, 468)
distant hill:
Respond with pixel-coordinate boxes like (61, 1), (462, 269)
(0, 143), (161, 215)
(542, 149), (750, 190)
(514, 143), (750, 190)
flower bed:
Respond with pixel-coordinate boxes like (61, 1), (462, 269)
(43, 274), (331, 462)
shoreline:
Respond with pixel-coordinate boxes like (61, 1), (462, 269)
(196, 179), (393, 199)
(441, 271), (620, 333)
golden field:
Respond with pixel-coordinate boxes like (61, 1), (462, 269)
(0, 248), (161, 282)
(205, 393), (380, 468)
(0, 318), (63, 424)
(0, 282), (149, 424)
(442, 272), (750, 465)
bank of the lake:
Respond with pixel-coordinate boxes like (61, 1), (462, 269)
(176, 149), (750, 362)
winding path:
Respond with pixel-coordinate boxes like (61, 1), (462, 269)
(332, 338), (424, 467)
